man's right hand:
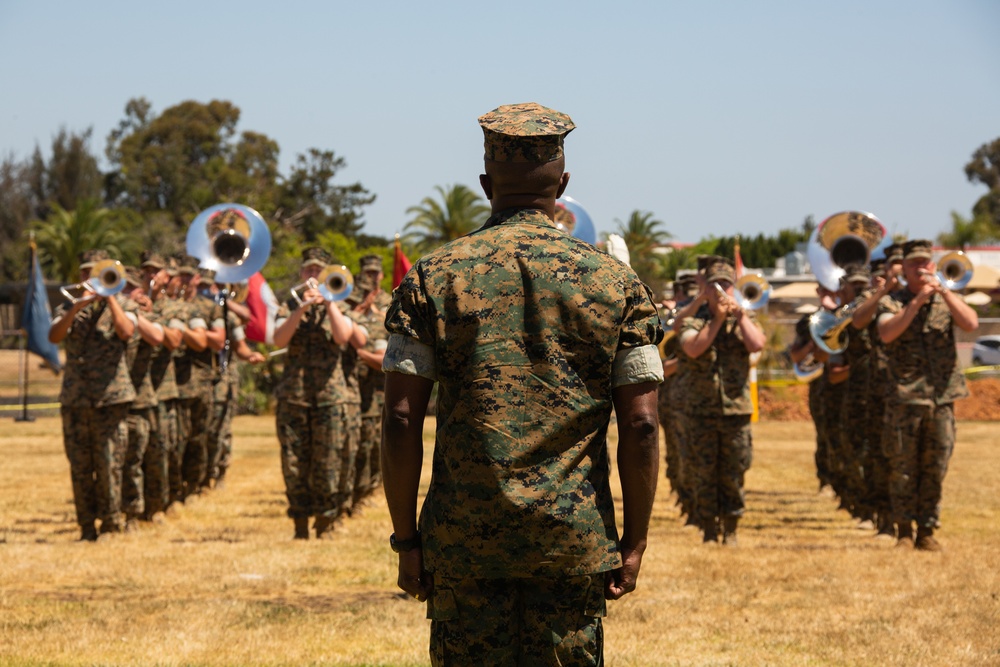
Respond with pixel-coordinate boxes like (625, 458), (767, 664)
(397, 548), (432, 602)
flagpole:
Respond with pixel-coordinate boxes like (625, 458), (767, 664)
(16, 233), (36, 422)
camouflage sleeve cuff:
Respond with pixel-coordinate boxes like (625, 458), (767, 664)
(168, 318), (186, 330)
(382, 334), (437, 381)
(212, 318), (226, 330)
(125, 312), (138, 325)
(232, 325), (246, 343)
(189, 317), (208, 330)
(612, 345), (664, 387)
(877, 312), (894, 326)
(373, 338), (389, 352)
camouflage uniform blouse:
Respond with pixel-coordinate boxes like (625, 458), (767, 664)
(149, 298), (182, 402)
(679, 309), (758, 416)
(174, 295), (222, 400)
(125, 309), (160, 410)
(384, 208), (663, 579)
(53, 296), (138, 408)
(274, 300), (362, 407)
(877, 290), (968, 406)
(354, 303), (388, 418)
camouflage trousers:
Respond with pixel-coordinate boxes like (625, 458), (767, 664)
(428, 573), (606, 666)
(885, 402), (955, 529)
(686, 413), (753, 527)
(808, 380), (829, 487)
(174, 394), (211, 501)
(207, 386), (236, 487)
(657, 386), (680, 493)
(352, 392), (384, 508)
(61, 403), (129, 531)
(819, 380), (847, 494)
(143, 399), (177, 516)
(668, 404), (694, 514)
(276, 402), (359, 520)
(123, 406), (153, 519)
(835, 369), (872, 514)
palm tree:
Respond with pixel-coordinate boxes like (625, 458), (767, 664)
(610, 210), (673, 294)
(403, 184), (490, 252)
(937, 211), (994, 249)
(33, 198), (132, 281)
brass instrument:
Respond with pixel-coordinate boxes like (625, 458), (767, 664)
(935, 251), (974, 291)
(61, 259), (127, 303)
(793, 355), (824, 383)
(291, 265), (355, 306)
(807, 211), (885, 291)
(734, 274), (771, 311)
(657, 310), (677, 361)
(808, 302), (856, 355)
(186, 203), (271, 283)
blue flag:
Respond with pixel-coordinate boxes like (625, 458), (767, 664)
(21, 251), (62, 374)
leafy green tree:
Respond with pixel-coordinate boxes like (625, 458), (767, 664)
(33, 199), (134, 281)
(403, 184), (489, 252)
(965, 137), (1000, 229)
(610, 210), (672, 293)
(275, 148), (376, 240)
(105, 98), (282, 224)
(937, 211), (995, 248)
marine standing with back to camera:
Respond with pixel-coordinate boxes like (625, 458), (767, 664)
(876, 239), (979, 551)
(381, 102), (663, 666)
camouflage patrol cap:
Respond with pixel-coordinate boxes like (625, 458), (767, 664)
(697, 254), (728, 274)
(705, 258), (736, 284)
(79, 249), (109, 270)
(164, 256), (179, 277)
(200, 268), (216, 281)
(869, 258), (886, 278)
(903, 239), (933, 260)
(884, 242), (904, 264)
(140, 251), (166, 269)
(124, 266), (144, 289)
(359, 254), (383, 272)
(176, 253), (202, 276)
(841, 263), (870, 285)
(301, 246), (331, 268)
(479, 102), (575, 163)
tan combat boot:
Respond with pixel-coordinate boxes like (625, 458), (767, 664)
(896, 521), (914, 549)
(915, 526), (941, 552)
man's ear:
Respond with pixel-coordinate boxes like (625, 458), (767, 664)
(479, 174), (492, 200)
(556, 172), (570, 199)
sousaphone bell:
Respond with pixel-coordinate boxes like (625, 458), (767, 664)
(807, 211), (885, 292)
(186, 203), (272, 283)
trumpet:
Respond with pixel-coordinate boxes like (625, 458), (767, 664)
(734, 274), (770, 311)
(61, 259), (127, 303)
(291, 265), (355, 306)
(934, 251), (974, 291)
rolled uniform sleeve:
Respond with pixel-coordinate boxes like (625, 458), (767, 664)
(612, 276), (664, 386)
(383, 267), (439, 381)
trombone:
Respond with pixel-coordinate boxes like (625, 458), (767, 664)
(291, 265), (355, 306)
(60, 259), (127, 303)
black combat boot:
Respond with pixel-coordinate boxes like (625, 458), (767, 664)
(293, 517), (309, 540)
(896, 521), (914, 548)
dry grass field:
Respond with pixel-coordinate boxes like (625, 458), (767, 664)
(1, 416), (999, 666)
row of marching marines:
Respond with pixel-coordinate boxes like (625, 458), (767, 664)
(50, 204), (390, 542)
(654, 211), (979, 550)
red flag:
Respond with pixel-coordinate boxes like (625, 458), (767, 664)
(393, 237), (412, 289)
(734, 238), (744, 279)
(244, 272), (279, 344)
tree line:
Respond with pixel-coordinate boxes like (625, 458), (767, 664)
(2, 97), (996, 296)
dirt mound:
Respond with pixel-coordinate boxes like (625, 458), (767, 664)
(759, 377), (1000, 421)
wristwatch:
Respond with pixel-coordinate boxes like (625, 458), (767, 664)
(389, 531), (422, 553)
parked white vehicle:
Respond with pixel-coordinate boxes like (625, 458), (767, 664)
(972, 335), (1000, 366)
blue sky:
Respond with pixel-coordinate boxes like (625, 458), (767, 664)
(2, 1), (998, 245)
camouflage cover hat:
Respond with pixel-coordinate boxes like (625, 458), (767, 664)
(79, 249), (109, 270)
(301, 246), (332, 268)
(164, 256), (179, 277)
(175, 253), (202, 276)
(199, 267), (216, 281)
(705, 258), (736, 284)
(140, 251), (166, 269)
(903, 239), (933, 260)
(124, 266), (144, 289)
(841, 263), (871, 285)
(884, 242), (904, 264)
(479, 102), (575, 163)
(869, 258), (886, 278)
(359, 254), (383, 272)
(696, 254), (727, 273)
